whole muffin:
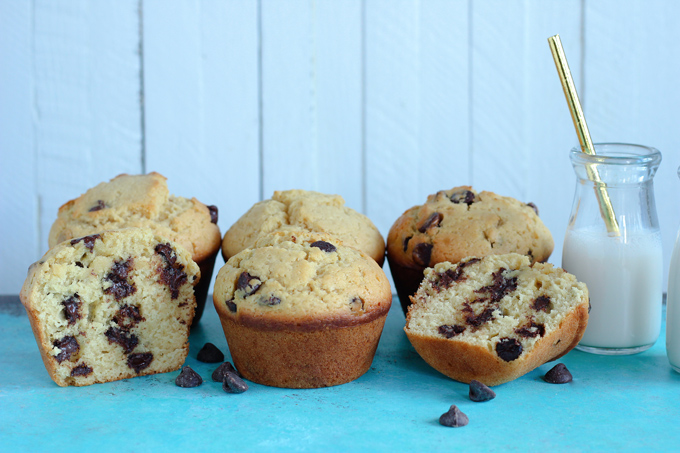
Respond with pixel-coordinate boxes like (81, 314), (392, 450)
(20, 228), (200, 387)
(213, 230), (392, 388)
(48, 172), (221, 323)
(221, 189), (385, 266)
(387, 186), (553, 314)
(405, 253), (589, 386)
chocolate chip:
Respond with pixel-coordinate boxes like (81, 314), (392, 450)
(439, 405), (469, 427)
(349, 297), (364, 313)
(469, 380), (496, 402)
(175, 366), (203, 388)
(70, 234), (101, 252)
(475, 268), (518, 302)
(237, 272), (261, 297)
(496, 338), (522, 362)
(104, 258), (136, 300)
(532, 295), (551, 313)
(70, 363), (93, 377)
(212, 362), (241, 382)
(403, 236), (412, 252)
(450, 190), (476, 205)
(53, 336), (79, 363)
(418, 212), (443, 233)
(225, 299), (237, 313)
(207, 205), (219, 224)
(464, 305), (496, 328)
(62, 294), (82, 326)
(526, 202), (539, 215)
(89, 200), (106, 212)
(75, 261), (84, 268)
(223, 371), (248, 394)
(113, 304), (144, 329)
(260, 295), (281, 306)
(434, 258), (481, 290)
(310, 241), (337, 253)
(197, 343), (224, 363)
(543, 363), (573, 384)
(412, 243), (433, 267)
(438, 324), (466, 338)
(105, 327), (139, 354)
(127, 352), (153, 373)
(515, 321), (546, 338)
(154, 243), (188, 299)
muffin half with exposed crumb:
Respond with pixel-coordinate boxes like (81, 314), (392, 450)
(213, 229), (392, 388)
(405, 253), (588, 386)
(20, 228), (200, 387)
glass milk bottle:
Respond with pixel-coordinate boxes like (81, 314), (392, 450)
(666, 166), (680, 371)
(562, 143), (663, 355)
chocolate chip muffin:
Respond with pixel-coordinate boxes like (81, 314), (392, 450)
(213, 230), (392, 388)
(387, 186), (554, 314)
(20, 228), (200, 387)
(221, 189), (385, 266)
(48, 172), (221, 323)
(405, 254), (588, 386)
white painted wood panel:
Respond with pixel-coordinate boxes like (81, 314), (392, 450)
(0, 0), (141, 294)
(0, 0), (38, 294)
(259, 0), (363, 212)
(584, 0), (680, 289)
(143, 0), (260, 229)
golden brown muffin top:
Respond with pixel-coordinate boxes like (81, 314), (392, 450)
(213, 230), (391, 330)
(221, 189), (385, 265)
(48, 172), (221, 262)
(387, 186), (554, 269)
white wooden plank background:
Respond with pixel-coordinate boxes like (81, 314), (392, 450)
(1, 0), (679, 296)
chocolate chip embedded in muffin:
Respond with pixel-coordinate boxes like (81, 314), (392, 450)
(70, 234), (101, 252)
(104, 258), (136, 300)
(61, 294), (82, 326)
(53, 336), (79, 363)
(208, 205), (219, 224)
(526, 202), (539, 215)
(175, 366), (203, 388)
(197, 343), (224, 363)
(543, 363), (573, 384)
(435, 258), (481, 290)
(89, 200), (106, 212)
(402, 236), (412, 252)
(515, 321), (545, 338)
(495, 337), (522, 362)
(464, 304), (496, 329)
(310, 241), (337, 253)
(154, 243), (188, 300)
(105, 327), (139, 354)
(70, 363), (93, 377)
(532, 295), (552, 313)
(412, 243), (433, 267)
(259, 295), (281, 306)
(439, 405), (469, 427)
(475, 268), (518, 302)
(418, 212), (443, 233)
(438, 324), (466, 338)
(349, 297), (365, 314)
(222, 371), (248, 394)
(127, 352), (153, 373)
(469, 379), (496, 402)
(225, 299), (237, 313)
(113, 304), (144, 329)
(450, 190), (476, 205)
(237, 272), (262, 297)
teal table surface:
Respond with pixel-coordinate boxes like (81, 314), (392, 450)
(2, 295), (679, 452)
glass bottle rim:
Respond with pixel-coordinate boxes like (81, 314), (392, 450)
(569, 142), (661, 167)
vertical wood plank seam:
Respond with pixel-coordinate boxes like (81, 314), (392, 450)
(467, 0), (474, 185)
(257, 0), (264, 201)
(139, 0), (147, 174)
(360, 0), (366, 214)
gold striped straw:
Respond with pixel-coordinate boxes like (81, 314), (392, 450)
(548, 34), (620, 235)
